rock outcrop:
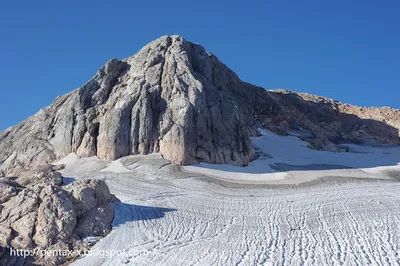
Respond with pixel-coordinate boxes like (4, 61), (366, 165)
(256, 90), (400, 151)
(0, 165), (119, 265)
(0, 35), (399, 176)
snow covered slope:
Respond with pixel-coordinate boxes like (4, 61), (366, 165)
(184, 129), (400, 185)
(61, 132), (400, 266)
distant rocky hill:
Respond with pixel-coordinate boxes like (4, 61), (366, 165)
(0, 35), (399, 176)
(260, 89), (400, 150)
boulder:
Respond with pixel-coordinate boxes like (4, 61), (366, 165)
(0, 165), (119, 265)
(64, 179), (118, 217)
(75, 204), (115, 237)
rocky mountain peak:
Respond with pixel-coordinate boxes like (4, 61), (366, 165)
(0, 35), (259, 176)
(1, 35), (399, 177)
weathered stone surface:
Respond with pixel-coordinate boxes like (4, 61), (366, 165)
(256, 90), (400, 150)
(64, 179), (118, 217)
(0, 35), (400, 176)
(0, 225), (12, 247)
(0, 35), (259, 176)
(33, 188), (76, 247)
(0, 181), (18, 203)
(0, 165), (119, 265)
(74, 204), (115, 237)
(16, 164), (63, 188)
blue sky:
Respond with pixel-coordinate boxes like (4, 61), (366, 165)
(0, 0), (399, 130)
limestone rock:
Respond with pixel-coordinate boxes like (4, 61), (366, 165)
(16, 164), (63, 188)
(0, 35), (400, 176)
(64, 179), (117, 217)
(33, 188), (76, 247)
(259, 90), (400, 149)
(0, 225), (12, 247)
(0, 35), (259, 176)
(74, 204), (115, 237)
(0, 181), (18, 203)
(0, 165), (119, 265)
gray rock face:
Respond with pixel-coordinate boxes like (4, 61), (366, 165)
(0, 165), (119, 265)
(1, 35), (400, 176)
(0, 182), (18, 203)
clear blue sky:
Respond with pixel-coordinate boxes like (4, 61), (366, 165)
(1, 0), (399, 130)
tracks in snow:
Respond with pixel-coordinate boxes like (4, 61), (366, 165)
(66, 158), (400, 266)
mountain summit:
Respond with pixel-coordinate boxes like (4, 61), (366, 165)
(1, 35), (399, 176)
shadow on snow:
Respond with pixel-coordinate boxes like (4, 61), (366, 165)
(110, 202), (176, 227)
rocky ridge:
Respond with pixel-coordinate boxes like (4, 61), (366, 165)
(257, 89), (400, 151)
